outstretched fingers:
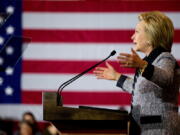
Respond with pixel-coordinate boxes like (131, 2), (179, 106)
(95, 67), (106, 71)
(131, 48), (138, 55)
(94, 67), (105, 76)
(93, 70), (106, 79)
(105, 62), (113, 69)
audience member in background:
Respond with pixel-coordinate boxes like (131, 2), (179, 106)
(18, 121), (34, 135)
(22, 112), (36, 124)
(14, 112), (42, 135)
(22, 112), (41, 135)
(43, 124), (61, 135)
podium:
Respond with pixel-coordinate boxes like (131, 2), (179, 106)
(43, 92), (130, 135)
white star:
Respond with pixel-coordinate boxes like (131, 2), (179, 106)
(5, 86), (13, 96)
(0, 36), (4, 45)
(6, 6), (15, 14)
(5, 67), (14, 75)
(6, 46), (14, 55)
(6, 26), (15, 35)
(0, 77), (3, 85)
(0, 57), (4, 65)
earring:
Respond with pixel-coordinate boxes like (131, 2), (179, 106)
(147, 41), (151, 45)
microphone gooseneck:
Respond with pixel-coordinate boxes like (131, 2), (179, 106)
(57, 50), (116, 106)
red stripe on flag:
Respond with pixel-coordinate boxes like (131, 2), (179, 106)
(23, 1), (180, 12)
(23, 29), (133, 43)
(22, 60), (135, 74)
(23, 29), (180, 43)
(22, 91), (132, 105)
(22, 91), (43, 104)
(174, 30), (180, 43)
(22, 91), (180, 106)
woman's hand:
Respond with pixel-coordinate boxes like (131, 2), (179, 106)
(117, 48), (147, 68)
(93, 62), (121, 80)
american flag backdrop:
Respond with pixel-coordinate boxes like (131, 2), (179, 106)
(0, 0), (180, 121)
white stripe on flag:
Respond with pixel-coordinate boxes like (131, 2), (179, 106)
(23, 12), (180, 29)
(23, 43), (180, 60)
(23, 43), (134, 60)
(22, 73), (133, 91)
(0, 104), (43, 121)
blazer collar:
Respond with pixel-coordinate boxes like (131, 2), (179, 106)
(143, 47), (167, 64)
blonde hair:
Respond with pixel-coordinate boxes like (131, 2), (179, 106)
(138, 11), (174, 52)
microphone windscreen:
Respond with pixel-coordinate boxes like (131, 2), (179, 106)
(110, 50), (116, 56)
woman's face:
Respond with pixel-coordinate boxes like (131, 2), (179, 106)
(131, 21), (151, 54)
(23, 115), (34, 124)
(20, 123), (33, 135)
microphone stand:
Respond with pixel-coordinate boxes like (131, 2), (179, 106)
(57, 50), (116, 106)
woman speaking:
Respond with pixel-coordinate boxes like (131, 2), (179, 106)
(94, 11), (180, 135)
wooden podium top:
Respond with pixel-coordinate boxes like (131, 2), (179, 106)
(43, 92), (129, 132)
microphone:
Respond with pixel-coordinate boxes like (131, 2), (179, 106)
(57, 50), (116, 106)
